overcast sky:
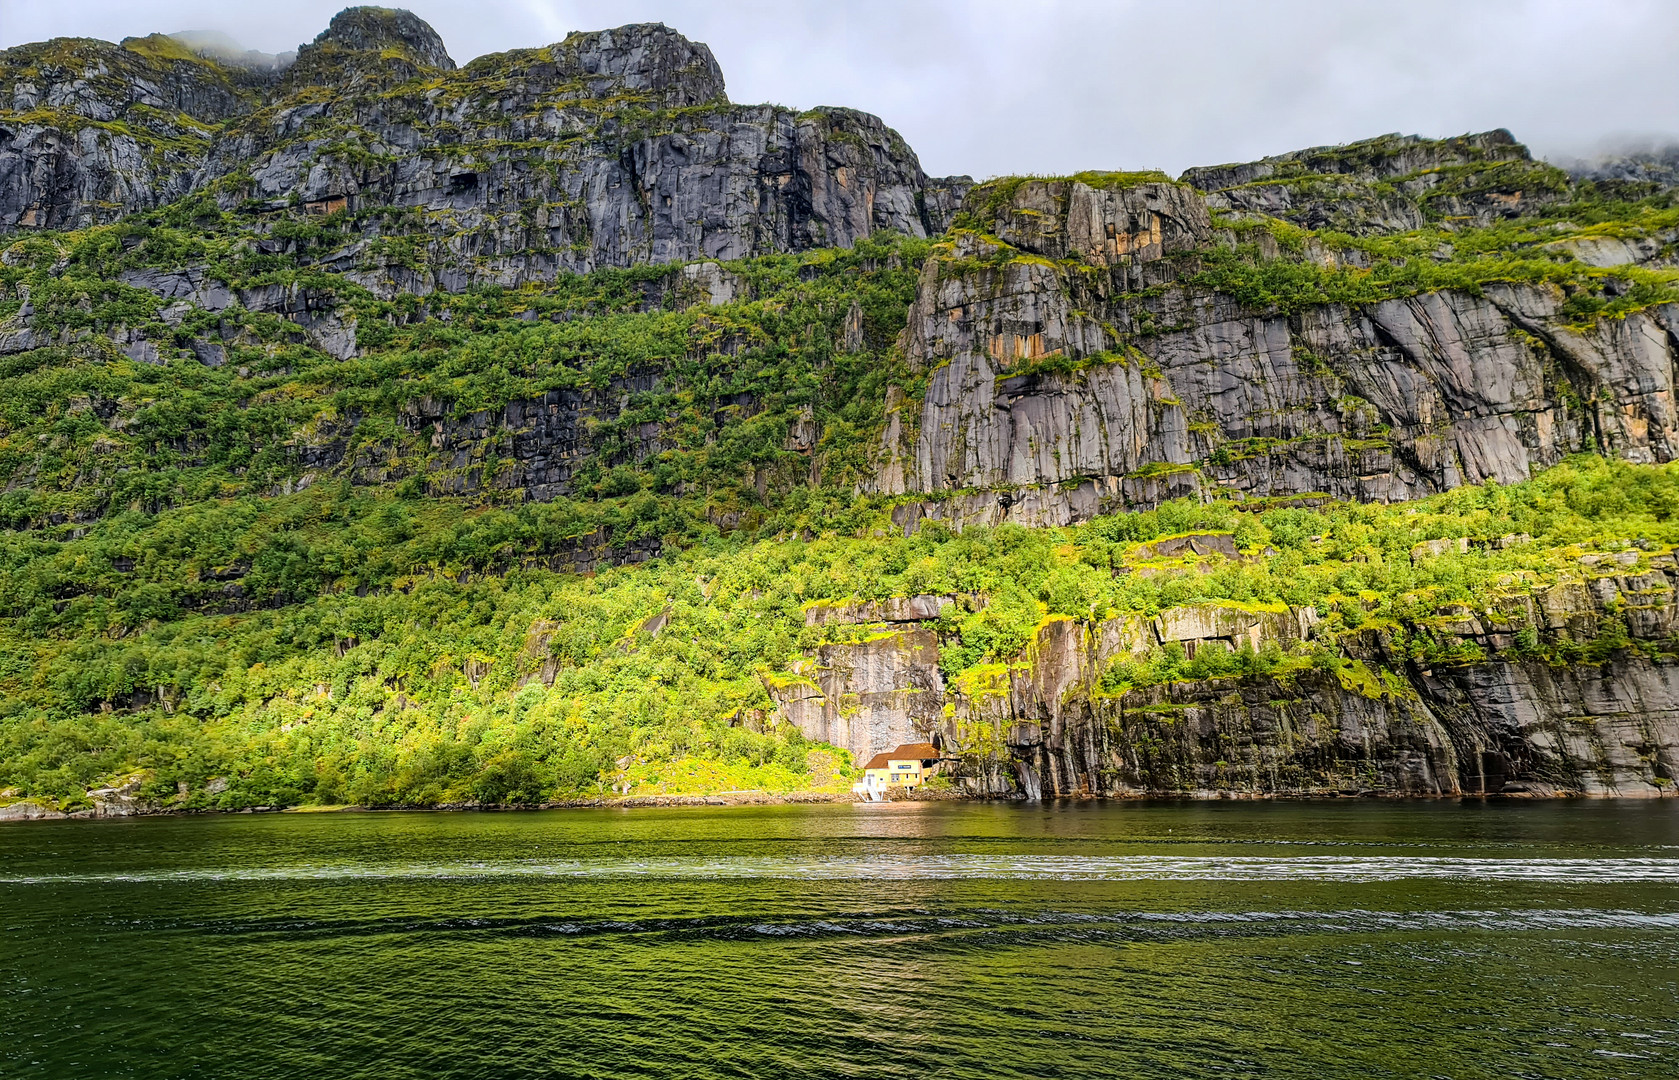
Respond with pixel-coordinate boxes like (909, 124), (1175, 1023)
(3, 0), (1675, 178)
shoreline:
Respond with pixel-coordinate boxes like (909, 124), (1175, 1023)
(0, 789), (877, 822)
(3, 785), (1662, 823)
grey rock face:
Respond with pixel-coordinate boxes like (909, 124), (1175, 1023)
(970, 177), (1215, 264)
(2, 16), (946, 276)
(540, 22), (723, 106)
(1544, 232), (1679, 269)
(766, 629), (946, 767)
(869, 178), (1212, 507)
(0, 120), (194, 230)
(804, 595), (961, 627)
(301, 7), (456, 71)
(1181, 129), (1567, 233)
(0, 36), (255, 122)
(988, 561), (1679, 798)
(875, 170), (1679, 528)
(769, 561), (1679, 797)
(112, 267), (359, 360)
(118, 266), (232, 309)
(0, 36), (256, 229)
(921, 174), (975, 235)
(1181, 129), (1527, 191)
(86, 772), (154, 817)
(0, 800), (67, 821)
(207, 96), (935, 281)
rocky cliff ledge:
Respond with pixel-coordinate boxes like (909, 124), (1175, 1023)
(768, 548), (1679, 798)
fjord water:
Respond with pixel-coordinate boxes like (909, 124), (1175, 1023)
(3, 802), (1677, 1079)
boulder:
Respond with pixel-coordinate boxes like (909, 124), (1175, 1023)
(1412, 537), (1471, 564)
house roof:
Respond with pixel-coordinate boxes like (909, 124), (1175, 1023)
(861, 743), (941, 771)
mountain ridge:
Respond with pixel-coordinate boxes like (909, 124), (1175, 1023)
(1, 10), (966, 271)
(3, 7), (1679, 814)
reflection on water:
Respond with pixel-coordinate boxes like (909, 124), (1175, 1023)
(3, 800), (1677, 1079)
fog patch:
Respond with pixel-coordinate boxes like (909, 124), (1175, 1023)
(1546, 134), (1679, 184)
(168, 29), (295, 70)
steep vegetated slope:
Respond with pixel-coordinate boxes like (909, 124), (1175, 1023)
(3, 8), (1679, 815)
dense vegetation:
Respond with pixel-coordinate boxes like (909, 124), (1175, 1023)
(3, 452), (1677, 810)
(0, 205), (927, 533)
(1192, 191), (1679, 325)
(8, 81), (1679, 811)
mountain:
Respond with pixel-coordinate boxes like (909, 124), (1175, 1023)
(872, 142), (1679, 529)
(0, 11), (966, 274)
(1561, 142), (1679, 192)
(2, 8), (1679, 816)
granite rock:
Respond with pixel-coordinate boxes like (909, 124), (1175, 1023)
(770, 567), (1679, 798)
(873, 164), (1679, 527)
(2, 12), (960, 280)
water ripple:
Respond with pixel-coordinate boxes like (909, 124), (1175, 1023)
(8, 853), (1679, 884)
(94, 906), (1679, 948)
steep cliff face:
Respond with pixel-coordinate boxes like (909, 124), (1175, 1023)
(870, 178), (1213, 519)
(874, 145), (1679, 529)
(969, 578), (1679, 799)
(1, 9), (958, 277)
(768, 626), (947, 769)
(0, 35), (262, 229)
(769, 557), (1679, 798)
(209, 17), (942, 281)
(9, 13), (1679, 812)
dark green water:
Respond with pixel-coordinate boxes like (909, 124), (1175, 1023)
(3, 801), (1678, 1079)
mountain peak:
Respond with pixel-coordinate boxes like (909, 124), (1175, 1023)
(305, 6), (454, 70)
(553, 23), (726, 107)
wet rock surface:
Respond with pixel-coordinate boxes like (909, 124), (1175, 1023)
(771, 566), (1679, 798)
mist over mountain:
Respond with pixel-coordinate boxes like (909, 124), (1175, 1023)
(165, 29), (296, 69)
